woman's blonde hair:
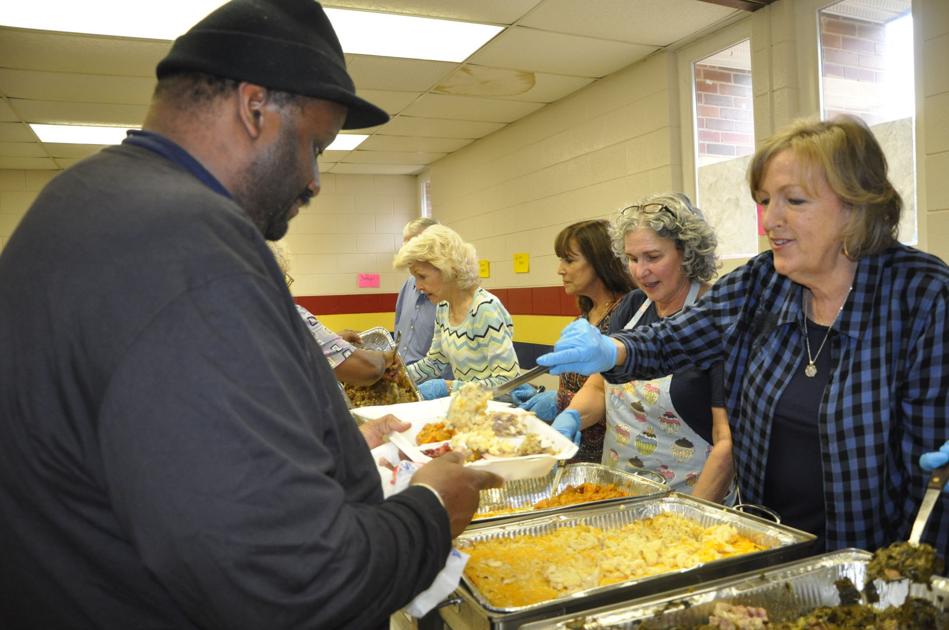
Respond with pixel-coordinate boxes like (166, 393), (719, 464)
(748, 115), (901, 259)
(393, 224), (479, 289)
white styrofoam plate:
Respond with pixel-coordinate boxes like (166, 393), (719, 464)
(353, 398), (579, 480)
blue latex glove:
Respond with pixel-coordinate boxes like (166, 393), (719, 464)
(551, 409), (582, 445)
(920, 440), (949, 490)
(510, 383), (538, 406)
(537, 319), (618, 375)
(519, 390), (559, 422)
(418, 379), (449, 400)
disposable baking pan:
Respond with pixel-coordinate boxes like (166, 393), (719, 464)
(521, 548), (949, 629)
(439, 494), (816, 629)
(469, 463), (669, 527)
(342, 326), (421, 408)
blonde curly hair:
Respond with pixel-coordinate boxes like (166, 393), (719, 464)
(393, 224), (479, 289)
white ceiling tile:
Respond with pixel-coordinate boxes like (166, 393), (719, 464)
(434, 65), (593, 103)
(0, 122), (37, 142)
(53, 157), (83, 169)
(323, 0), (544, 24)
(42, 143), (105, 158)
(11, 100), (146, 126)
(402, 93), (544, 123)
(345, 55), (455, 91)
(0, 100), (18, 122)
(468, 26), (658, 78)
(0, 156), (57, 169)
(381, 116), (505, 139)
(520, 0), (738, 47)
(356, 89), (421, 115)
(0, 27), (168, 76)
(331, 163), (426, 175)
(0, 142), (47, 157)
(0, 69), (154, 104)
(346, 150), (446, 164)
(359, 135), (472, 152)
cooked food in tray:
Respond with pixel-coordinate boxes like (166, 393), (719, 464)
(415, 382), (558, 462)
(473, 482), (632, 521)
(865, 541), (944, 584)
(675, 597), (946, 630)
(460, 512), (767, 608)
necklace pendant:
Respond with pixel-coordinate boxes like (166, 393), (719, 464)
(805, 362), (817, 378)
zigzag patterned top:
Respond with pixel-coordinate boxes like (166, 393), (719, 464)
(406, 287), (519, 389)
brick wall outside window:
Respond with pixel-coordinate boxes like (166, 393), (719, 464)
(820, 15), (887, 124)
(694, 65), (754, 161)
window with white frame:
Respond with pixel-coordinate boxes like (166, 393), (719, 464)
(818, 0), (917, 244)
(690, 39), (759, 260)
(419, 175), (432, 218)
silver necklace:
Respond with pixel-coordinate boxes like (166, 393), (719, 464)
(802, 287), (850, 378)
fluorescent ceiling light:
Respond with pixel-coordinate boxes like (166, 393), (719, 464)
(324, 8), (502, 63)
(327, 134), (367, 151)
(2, 2), (502, 62)
(30, 123), (132, 145)
(2, 1), (223, 41)
(31, 123), (366, 152)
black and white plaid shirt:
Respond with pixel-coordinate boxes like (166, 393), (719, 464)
(605, 245), (947, 550)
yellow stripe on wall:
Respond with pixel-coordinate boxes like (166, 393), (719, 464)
(317, 312), (395, 334)
(313, 312), (572, 347)
(511, 314), (574, 345)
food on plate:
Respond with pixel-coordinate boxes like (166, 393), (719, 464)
(473, 482), (632, 520)
(416, 421), (454, 444)
(417, 382), (559, 462)
(461, 513), (766, 607)
(419, 442), (452, 458)
(343, 354), (419, 407)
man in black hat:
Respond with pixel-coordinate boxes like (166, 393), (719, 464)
(0, 1), (499, 628)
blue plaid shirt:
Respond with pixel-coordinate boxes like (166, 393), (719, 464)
(605, 245), (947, 550)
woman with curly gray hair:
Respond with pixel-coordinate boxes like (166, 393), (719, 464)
(393, 225), (519, 399)
(550, 192), (736, 503)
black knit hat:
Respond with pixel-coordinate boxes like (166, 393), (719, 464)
(156, 0), (389, 129)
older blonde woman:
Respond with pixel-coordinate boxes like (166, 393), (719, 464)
(393, 225), (519, 399)
(539, 116), (947, 552)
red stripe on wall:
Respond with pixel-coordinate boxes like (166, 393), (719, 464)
(294, 286), (581, 317)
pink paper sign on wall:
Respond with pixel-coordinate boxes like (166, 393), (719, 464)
(358, 273), (380, 288)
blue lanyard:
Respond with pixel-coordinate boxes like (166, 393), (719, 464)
(122, 130), (231, 199)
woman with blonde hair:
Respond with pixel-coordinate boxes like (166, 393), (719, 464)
(393, 225), (519, 399)
(539, 116), (947, 551)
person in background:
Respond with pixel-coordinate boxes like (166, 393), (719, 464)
(393, 224), (519, 399)
(538, 116), (947, 551)
(0, 2), (502, 628)
(394, 217), (443, 368)
(550, 196), (735, 500)
(270, 241), (393, 386)
(519, 220), (635, 464)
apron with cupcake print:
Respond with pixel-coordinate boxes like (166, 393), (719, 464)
(602, 282), (727, 498)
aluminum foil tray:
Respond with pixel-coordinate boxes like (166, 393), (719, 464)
(342, 327), (421, 408)
(441, 494), (816, 629)
(522, 549), (949, 629)
(469, 463), (669, 526)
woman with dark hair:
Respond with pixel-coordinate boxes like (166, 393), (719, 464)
(539, 116), (947, 551)
(520, 220), (635, 463)
(549, 195), (736, 502)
